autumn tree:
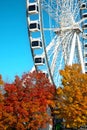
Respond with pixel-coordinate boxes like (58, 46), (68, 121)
(21, 71), (56, 129)
(0, 91), (6, 130)
(54, 64), (87, 128)
(0, 75), (4, 86)
(0, 71), (55, 130)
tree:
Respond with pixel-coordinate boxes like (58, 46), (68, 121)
(54, 64), (87, 128)
(21, 71), (56, 129)
(0, 71), (55, 130)
(0, 75), (4, 85)
(0, 91), (6, 130)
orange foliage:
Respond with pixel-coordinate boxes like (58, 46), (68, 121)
(55, 64), (87, 128)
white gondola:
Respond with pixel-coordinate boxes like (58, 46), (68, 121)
(82, 13), (87, 18)
(31, 38), (42, 49)
(85, 62), (87, 66)
(85, 53), (87, 57)
(84, 43), (87, 47)
(34, 56), (45, 65)
(80, 3), (86, 9)
(82, 33), (87, 39)
(82, 24), (87, 29)
(29, 21), (40, 32)
(28, 3), (38, 14)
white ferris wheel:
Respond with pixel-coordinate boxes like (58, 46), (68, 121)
(26, 0), (87, 87)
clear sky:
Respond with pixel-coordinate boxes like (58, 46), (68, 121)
(0, 0), (33, 82)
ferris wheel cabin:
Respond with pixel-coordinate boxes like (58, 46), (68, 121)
(82, 23), (87, 29)
(28, 3), (39, 14)
(85, 44), (87, 48)
(34, 56), (45, 65)
(80, 3), (87, 9)
(82, 13), (87, 18)
(31, 39), (42, 49)
(82, 33), (87, 39)
(85, 63), (87, 66)
(29, 21), (40, 32)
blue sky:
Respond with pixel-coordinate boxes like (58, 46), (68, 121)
(0, 0), (33, 82)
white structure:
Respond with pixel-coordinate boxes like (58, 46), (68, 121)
(26, 0), (87, 87)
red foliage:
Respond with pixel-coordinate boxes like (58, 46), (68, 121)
(0, 71), (55, 130)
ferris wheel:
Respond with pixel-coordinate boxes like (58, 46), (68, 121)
(26, 0), (87, 87)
